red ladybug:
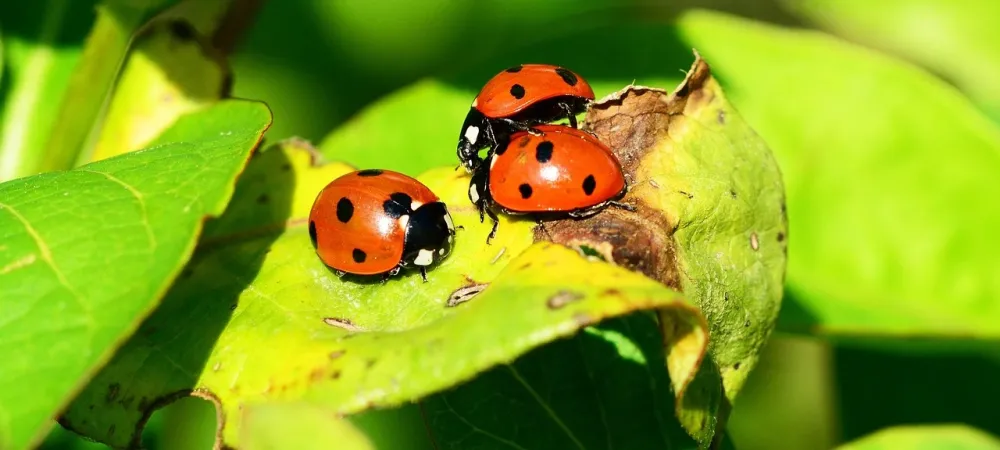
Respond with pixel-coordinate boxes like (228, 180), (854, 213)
(469, 124), (632, 242)
(457, 64), (595, 173)
(309, 169), (457, 282)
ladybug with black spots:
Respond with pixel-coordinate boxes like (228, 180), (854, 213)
(457, 64), (595, 173)
(309, 169), (457, 282)
(469, 124), (633, 243)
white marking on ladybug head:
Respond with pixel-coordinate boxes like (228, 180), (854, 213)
(469, 184), (480, 203)
(443, 212), (455, 231)
(414, 249), (435, 266)
(464, 125), (480, 145)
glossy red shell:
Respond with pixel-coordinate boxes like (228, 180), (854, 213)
(488, 124), (625, 213)
(473, 64), (595, 119)
(309, 169), (439, 275)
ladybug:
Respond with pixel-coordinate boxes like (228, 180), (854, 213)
(468, 124), (633, 243)
(309, 169), (457, 282)
(457, 64), (595, 173)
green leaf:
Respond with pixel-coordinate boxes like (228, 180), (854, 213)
(60, 140), (710, 449)
(836, 425), (1000, 450)
(242, 402), (374, 450)
(782, 0), (1000, 123)
(678, 10), (1000, 338)
(86, 10), (230, 163)
(36, 1), (178, 175)
(0, 0), (98, 181)
(421, 314), (700, 450)
(0, 100), (271, 450)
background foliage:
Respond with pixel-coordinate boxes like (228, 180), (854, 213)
(1, 0), (999, 449)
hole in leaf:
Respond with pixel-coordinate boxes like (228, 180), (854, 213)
(141, 396), (217, 449)
(577, 245), (607, 261)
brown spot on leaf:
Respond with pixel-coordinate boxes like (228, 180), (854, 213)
(678, 190), (694, 199)
(733, 362), (741, 370)
(448, 282), (489, 307)
(106, 383), (120, 403)
(366, 359), (377, 368)
(546, 290), (585, 309)
(602, 288), (622, 297)
(330, 349), (346, 359)
(535, 204), (681, 289)
(331, 370), (342, 379)
(717, 110), (726, 124)
(573, 312), (597, 327)
(324, 317), (362, 332)
(310, 368), (325, 382)
(256, 193), (269, 204)
(777, 232), (785, 242)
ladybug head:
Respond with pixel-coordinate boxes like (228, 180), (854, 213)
(457, 108), (488, 173)
(402, 202), (456, 269)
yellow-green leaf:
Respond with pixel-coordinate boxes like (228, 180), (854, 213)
(837, 425), (1000, 450)
(242, 402), (374, 450)
(61, 140), (710, 449)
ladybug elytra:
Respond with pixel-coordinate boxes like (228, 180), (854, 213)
(457, 64), (595, 173)
(469, 124), (632, 242)
(309, 169), (456, 282)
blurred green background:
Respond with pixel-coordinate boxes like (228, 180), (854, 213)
(4, 0), (999, 449)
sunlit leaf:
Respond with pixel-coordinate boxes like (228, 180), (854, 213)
(836, 425), (1000, 450)
(679, 10), (1000, 339)
(782, 0), (1000, 123)
(61, 140), (710, 449)
(0, 100), (271, 450)
(242, 402), (374, 450)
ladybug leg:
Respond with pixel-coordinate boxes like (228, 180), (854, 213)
(608, 200), (637, 212)
(420, 266), (429, 283)
(557, 101), (578, 128)
(485, 208), (500, 245)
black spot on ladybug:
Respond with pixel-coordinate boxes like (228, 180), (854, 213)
(510, 84), (526, 99)
(505, 65), (523, 73)
(555, 68), (578, 86)
(390, 192), (412, 207)
(383, 192), (412, 218)
(308, 221), (318, 248)
(519, 183), (533, 199)
(535, 141), (554, 163)
(582, 175), (596, 195)
(336, 197), (354, 223)
(352, 249), (367, 263)
(357, 169), (383, 177)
